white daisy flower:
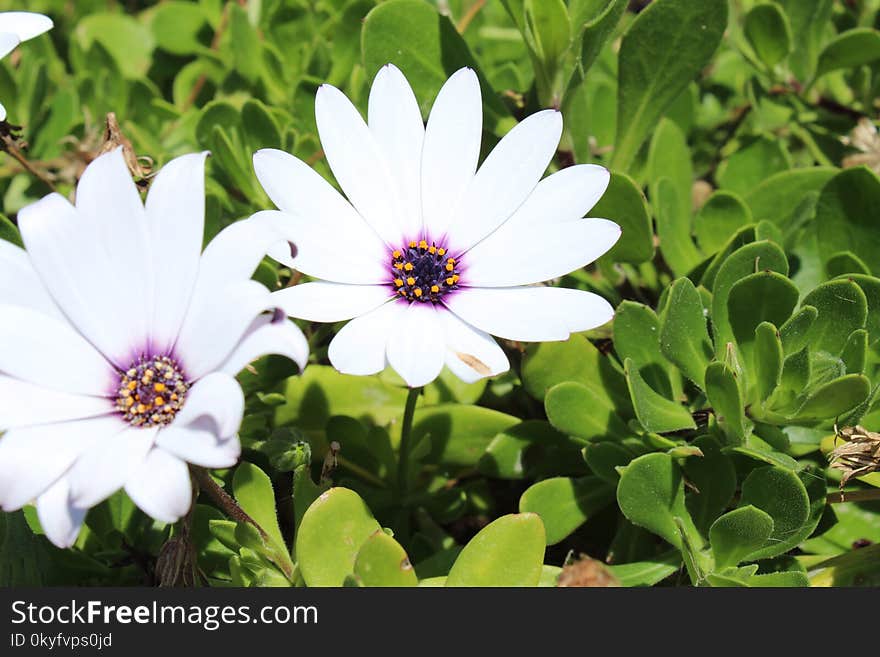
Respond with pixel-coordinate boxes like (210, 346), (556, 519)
(0, 12), (53, 121)
(0, 148), (308, 547)
(253, 65), (620, 388)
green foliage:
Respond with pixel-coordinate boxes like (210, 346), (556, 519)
(3, 0), (880, 589)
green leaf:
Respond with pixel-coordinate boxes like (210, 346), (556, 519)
(716, 136), (792, 199)
(519, 476), (614, 545)
(616, 452), (701, 549)
(582, 441), (635, 485)
(709, 506), (774, 570)
(446, 514), (546, 587)
(522, 335), (631, 414)
(659, 278), (713, 388)
(614, 301), (671, 396)
(411, 404), (519, 467)
(801, 279), (868, 356)
(705, 362), (746, 445)
(841, 329), (868, 375)
(479, 420), (580, 480)
(229, 3), (262, 83)
(816, 167), (880, 276)
(693, 191), (752, 255)
(775, 0), (833, 79)
(353, 530), (418, 587)
(846, 275), (880, 348)
(545, 381), (629, 442)
(591, 172), (654, 264)
(710, 241), (789, 357)
(726, 270), (799, 363)
(826, 252), (871, 279)
(682, 436), (737, 534)
(779, 306), (817, 356)
(624, 358), (696, 433)
(739, 466), (812, 560)
(607, 551), (681, 587)
(524, 0), (571, 78)
(74, 13), (155, 78)
(792, 374), (871, 422)
(745, 167), (836, 227)
(362, 0), (510, 130)
(574, 0), (627, 76)
(295, 488), (381, 587)
(232, 463), (286, 554)
(743, 3), (792, 69)
(150, 1), (208, 55)
(242, 99), (281, 152)
(612, 0), (727, 170)
(754, 322), (784, 402)
(814, 28), (880, 80)
(0, 214), (23, 247)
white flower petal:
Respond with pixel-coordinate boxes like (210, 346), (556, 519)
(156, 427), (240, 469)
(147, 152), (209, 353)
(37, 478), (85, 549)
(0, 12), (53, 41)
(0, 416), (122, 511)
(74, 147), (153, 357)
(193, 212), (287, 295)
(272, 281), (392, 322)
(0, 303), (115, 396)
(219, 315), (309, 375)
(368, 64), (425, 238)
(386, 303), (445, 387)
(315, 84), (402, 243)
(67, 426), (157, 509)
(328, 301), (403, 376)
(0, 99), (6, 121)
(253, 149), (388, 257)
(0, 32), (19, 60)
(446, 110), (562, 251)
(172, 372), (243, 438)
(441, 311), (510, 383)
(464, 218), (621, 287)
(254, 210), (388, 284)
(421, 68), (482, 239)
(175, 280), (274, 381)
(125, 448), (192, 524)
(18, 192), (141, 366)
(445, 287), (614, 342)
(0, 375), (113, 431)
(497, 164), (611, 234)
(0, 239), (64, 320)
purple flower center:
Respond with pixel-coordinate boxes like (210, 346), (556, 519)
(115, 355), (189, 428)
(390, 239), (462, 303)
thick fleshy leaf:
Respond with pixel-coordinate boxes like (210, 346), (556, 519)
(659, 278), (713, 388)
(709, 506), (774, 570)
(544, 381), (629, 442)
(801, 279), (867, 356)
(624, 358), (696, 434)
(446, 513), (545, 586)
(519, 477), (614, 545)
(705, 362), (746, 445)
(295, 487), (381, 587)
(353, 530), (418, 587)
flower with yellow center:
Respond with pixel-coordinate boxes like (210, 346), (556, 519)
(253, 65), (619, 387)
(0, 149), (308, 547)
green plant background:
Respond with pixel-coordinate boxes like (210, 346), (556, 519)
(1, 0), (880, 587)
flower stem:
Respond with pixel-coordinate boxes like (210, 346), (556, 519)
(396, 387), (421, 502)
(826, 489), (880, 504)
(190, 466), (269, 543)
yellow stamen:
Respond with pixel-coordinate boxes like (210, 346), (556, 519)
(399, 288), (407, 296)
(452, 274), (460, 283)
(445, 263), (454, 271)
(447, 257), (456, 265)
(154, 397), (165, 407)
(154, 382), (166, 393)
(406, 277), (416, 286)
(409, 240), (417, 248)
(394, 263), (404, 270)
(446, 277), (455, 285)
(428, 246), (436, 254)
(414, 288), (423, 297)
(419, 240), (428, 250)
(394, 278), (404, 287)
(437, 248), (446, 256)
(125, 397), (135, 407)
(431, 285), (439, 293)
(392, 250), (401, 258)
(136, 403), (147, 414)
(127, 381), (137, 390)
(404, 263), (414, 271)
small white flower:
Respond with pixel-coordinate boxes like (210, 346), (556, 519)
(253, 65), (620, 388)
(0, 12), (53, 121)
(0, 149), (308, 547)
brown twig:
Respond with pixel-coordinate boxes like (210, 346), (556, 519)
(826, 489), (880, 504)
(0, 129), (55, 191)
(182, 4), (232, 111)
